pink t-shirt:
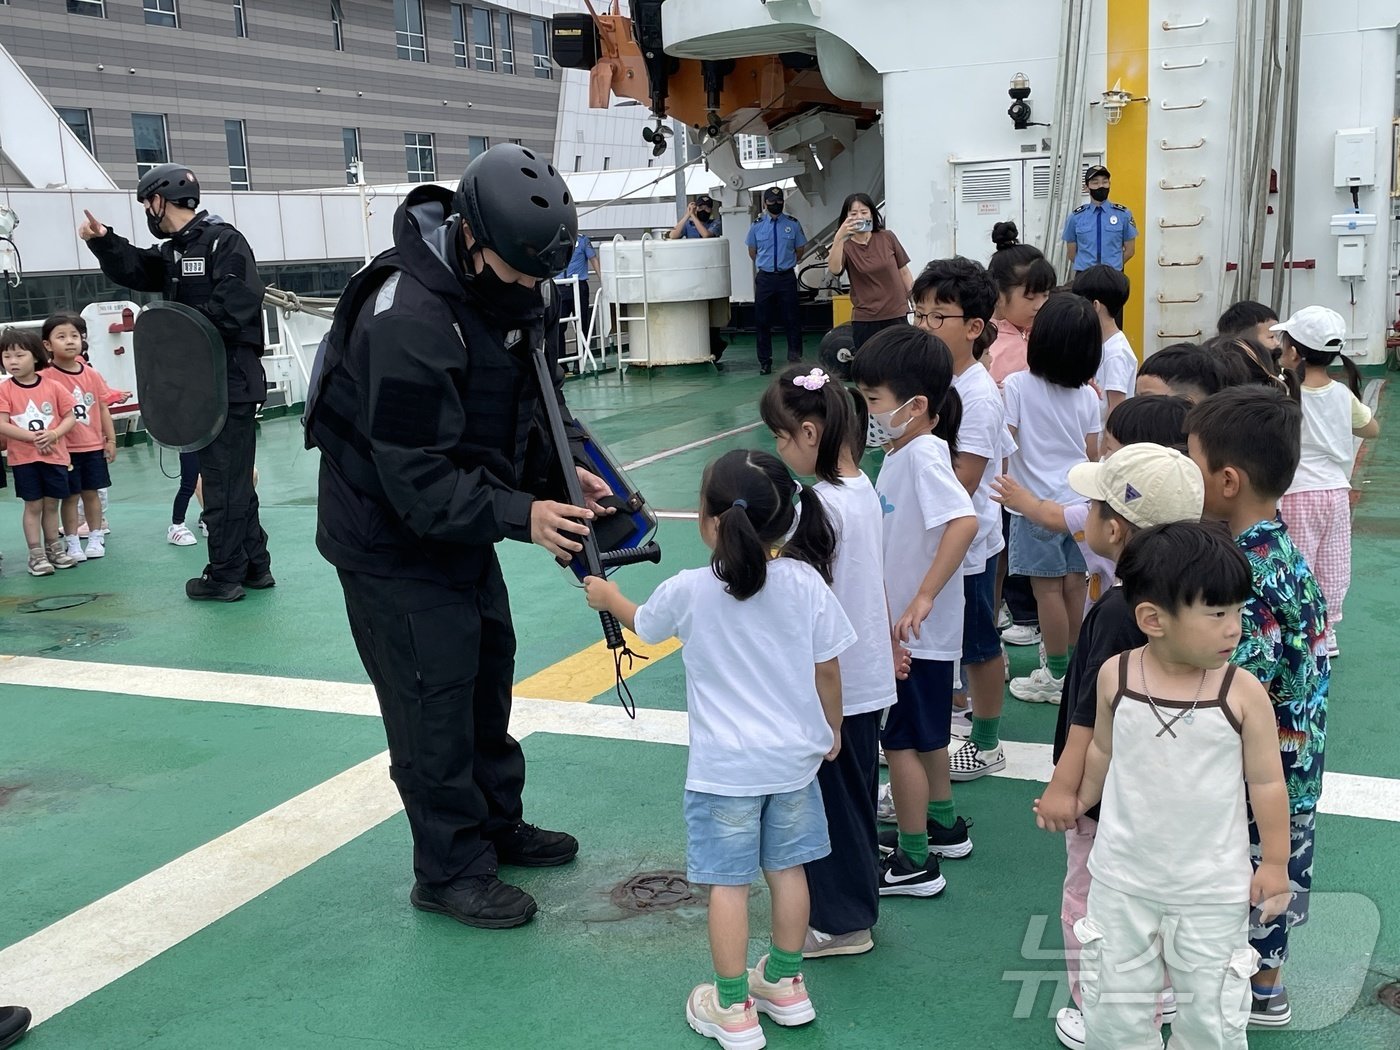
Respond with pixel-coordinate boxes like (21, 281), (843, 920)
(988, 319), (1031, 388)
(0, 372), (76, 467)
(50, 362), (112, 453)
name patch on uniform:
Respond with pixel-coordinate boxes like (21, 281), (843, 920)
(182, 258), (206, 276)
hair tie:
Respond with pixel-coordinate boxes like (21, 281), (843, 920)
(732, 499), (748, 510)
(792, 368), (830, 391)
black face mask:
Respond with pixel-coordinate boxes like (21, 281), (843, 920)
(695, 210), (712, 222)
(468, 257), (544, 323)
(1089, 186), (1110, 202)
(766, 203), (783, 216)
(145, 204), (168, 239)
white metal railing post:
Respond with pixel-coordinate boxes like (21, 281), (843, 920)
(614, 232), (653, 375)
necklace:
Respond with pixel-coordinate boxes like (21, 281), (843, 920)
(1139, 649), (1208, 728)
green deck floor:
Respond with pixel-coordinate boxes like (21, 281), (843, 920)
(2, 344), (1398, 1048)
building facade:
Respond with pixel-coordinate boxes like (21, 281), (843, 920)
(0, 0), (568, 193)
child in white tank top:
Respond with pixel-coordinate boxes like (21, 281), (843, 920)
(1043, 522), (1292, 1049)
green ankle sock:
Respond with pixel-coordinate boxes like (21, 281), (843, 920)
(1046, 653), (1069, 679)
(898, 830), (929, 866)
(927, 798), (957, 829)
(969, 715), (1001, 752)
(763, 945), (803, 983)
(715, 972), (750, 1009)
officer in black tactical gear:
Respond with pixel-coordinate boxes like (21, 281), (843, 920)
(79, 163), (273, 601)
(305, 144), (611, 929)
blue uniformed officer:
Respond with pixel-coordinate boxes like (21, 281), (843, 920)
(668, 194), (722, 240)
(745, 186), (808, 373)
(1062, 165), (1137, 272)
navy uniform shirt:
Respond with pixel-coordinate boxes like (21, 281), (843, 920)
(1062, 200), (1137, 271)
(745, 212), (807, 272)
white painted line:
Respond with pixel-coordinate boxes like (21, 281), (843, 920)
(622, 420), (763, 471)
(0, 751), (405, 1027)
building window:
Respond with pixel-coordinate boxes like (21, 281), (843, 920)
(57, 108), (94, 154)
(343, 127), (361, 184)
(602, 157), (611, 170)
(499, 12), (515, 74)
(233, 0), (247, 38)
(531, 18), (551, 78)
(573, 155), (581, 172)
(404, 132), (436, 182)
(451, 3), (468, 67)
(67, 0), (105, 16)
(394, 0), (426, 63)
(225, 119), (250, 190)
(143, 0), (178, 28)
(131, 113), (170, 177)
(468, 135), (489, 159)
(472, 7), (494, 71)
(330, 0), (345, 51)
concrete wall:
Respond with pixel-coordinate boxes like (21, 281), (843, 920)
(0, 0), (570, 193)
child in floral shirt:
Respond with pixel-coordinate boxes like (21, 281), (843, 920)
(1186, 387), (1328, 1030)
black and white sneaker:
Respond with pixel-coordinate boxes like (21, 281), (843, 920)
(948, 738), (1006, 781)
(877, 817), (974, 860)
(1249, 987), (1291, 1027)
(878, 848), (945, 897)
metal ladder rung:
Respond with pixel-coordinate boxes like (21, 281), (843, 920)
(1158, 329), (1203, 339)
(1160, 138), (1206, 151)
(1161, 16), (1208, 30)
(1157, 292), (1204, 304)
(1158, 216), (1205, 228)
(1162, 57), (1208, 70)
(1158, 254), (1205, 267)
(1160, 177), (1205, 190)
(1160, 98), (1206, 111)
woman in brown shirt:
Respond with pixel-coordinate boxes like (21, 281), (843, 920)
(827, 193), (913, 350)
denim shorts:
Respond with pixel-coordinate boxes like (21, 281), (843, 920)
(684, 780), (830, 886)
(1008, 513), (1088, 577)
(67, 448), (112, 493)
(961, 555), (1002, 664)
(881, 658), (954, 753)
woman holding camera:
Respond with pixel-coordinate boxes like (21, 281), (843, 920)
(827, 193), (913, 350)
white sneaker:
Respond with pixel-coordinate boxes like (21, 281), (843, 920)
(1000, 622), (1042, 646)
(84, 533), (106, 559)
(1010, 666), (1063, 704)
(877, 744), (887, 767)
(1055, 1007), (1085, 1049)
(1324, 627), (1339, 658)
(996, 602), (1012, 630)
(168, 523), (198, 546)
(199, 519), (209, 537)
(66, 538), (88, 563)
(950, 707), (973, 738)
(875, 781), (896, 823)
(948, 738), (1006, 781)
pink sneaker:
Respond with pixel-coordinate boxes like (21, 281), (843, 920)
(685, 984), (765, 1050)
(746, 956), (816, 1026)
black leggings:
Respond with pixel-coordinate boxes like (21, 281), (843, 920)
(850, 316), (908, 351)
(172, 450), (200, 525)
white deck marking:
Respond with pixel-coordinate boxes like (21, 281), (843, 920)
(621, 420), (763, 471)
(1, 653), (1397, 1029)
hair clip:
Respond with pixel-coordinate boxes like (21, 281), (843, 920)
(792, 368), (829, 391)
(732, 498), (748, 510)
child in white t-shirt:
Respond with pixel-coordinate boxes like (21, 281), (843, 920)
(1072, 264), (1137, 421)
(851, 326), (977, 898)
(761, 363), (903, 959)
(1002, 293), (1103, 704)
(1274, 306), (1381, 656)
(585, 448), (856, 1050)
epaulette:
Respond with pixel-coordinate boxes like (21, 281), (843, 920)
(1110, 202), (1129, 211)
(1073, 203), (1090, 214)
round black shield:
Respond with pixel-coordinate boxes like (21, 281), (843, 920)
(133, 301), (229, 451)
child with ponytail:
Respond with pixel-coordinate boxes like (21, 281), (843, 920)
(1274, 307), (1380, 657)
(584, 448), (856, 1050)
(761, 365), (902, 959)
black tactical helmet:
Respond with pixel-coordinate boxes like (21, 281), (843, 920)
(136, 164), (201, 208)
(453, 144), (577, 279)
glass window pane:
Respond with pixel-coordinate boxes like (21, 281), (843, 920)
(57, 108), (94, 154)
(472, 7), (493, 71)
(143, 0), (178, 28)
(67, 0), (105, 16)
(131, 113), (169, 175)
(468, 135), (488, 159)
(499, 13), (514, 74)
(234, 0), (246, 38)
(452, 4), (467, 66)
(342, 127), (360, 183)
(532, 18), (551, 79)
(395, 0), (426, 61)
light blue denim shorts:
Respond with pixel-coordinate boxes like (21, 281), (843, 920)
(1009, 513), (1088, 578)
(683, 779), (830, 886)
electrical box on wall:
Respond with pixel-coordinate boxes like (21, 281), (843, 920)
(1330, 212), (1376, 278)
(1333, 128), (1377, 188)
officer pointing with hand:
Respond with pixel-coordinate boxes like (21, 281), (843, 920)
(79, 163), (273, 601)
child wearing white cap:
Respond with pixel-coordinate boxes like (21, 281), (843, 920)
(1273, 306), (1381, 657)
(1031, 441), (1207, 1050)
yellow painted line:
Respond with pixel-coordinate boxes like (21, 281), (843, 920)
(1107, 0), (1149, 357)
(513, 632), (682, 702)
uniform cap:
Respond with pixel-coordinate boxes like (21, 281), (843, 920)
(1067, 443), (1204, 529)
(1270, 305), (1346, 351)
(1084, 165), (1111, 183)
(763, 186), (785, 202)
